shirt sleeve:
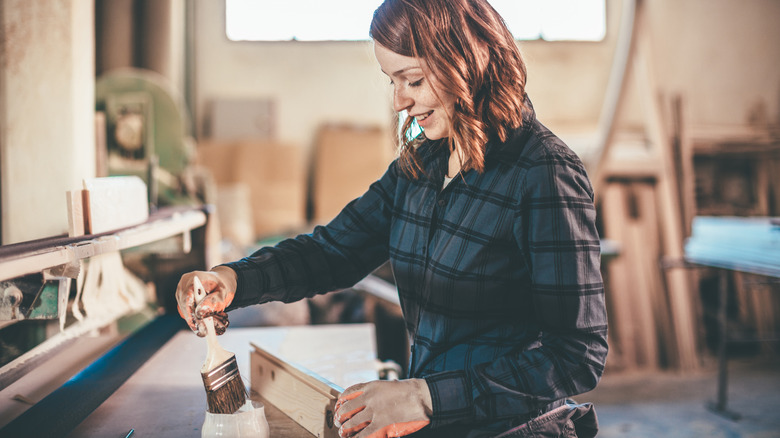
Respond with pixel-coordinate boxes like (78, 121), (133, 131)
(223, 163), (398, 310)
(425, 151), (608, 427)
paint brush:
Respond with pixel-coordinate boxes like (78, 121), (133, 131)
(193, 276), (247, 414)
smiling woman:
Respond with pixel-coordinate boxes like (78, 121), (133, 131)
(225, 0), (605, 42)
(181, 1), (608, 437)
(374, 43), (457, 143)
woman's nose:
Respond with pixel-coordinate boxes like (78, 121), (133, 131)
(393, 88), (413, 113)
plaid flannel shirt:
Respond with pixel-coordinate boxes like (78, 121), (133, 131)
(225, 99), (608, 435)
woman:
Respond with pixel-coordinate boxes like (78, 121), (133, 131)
(177, 0), (608, 437)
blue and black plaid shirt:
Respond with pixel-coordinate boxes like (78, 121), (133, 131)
(226, 99), (608, 434)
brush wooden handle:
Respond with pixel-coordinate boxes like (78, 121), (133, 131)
(193, 277), (233, 372)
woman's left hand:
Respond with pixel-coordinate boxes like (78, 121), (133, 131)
(334, 379), (432, 438)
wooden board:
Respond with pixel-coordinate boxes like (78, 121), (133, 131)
(208, 98), (275, 141)
(82, 176), (149, 234)
(66, 190), (86, 237)
(311, 124), (394, 224)
(197, 140), (307, 237)
(633, 27), (699, 371)
(251, 345), (341, 438)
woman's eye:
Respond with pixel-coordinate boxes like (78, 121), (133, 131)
(409, 78), (423, 87)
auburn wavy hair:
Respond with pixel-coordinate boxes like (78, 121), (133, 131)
(370, 0), (528, 178)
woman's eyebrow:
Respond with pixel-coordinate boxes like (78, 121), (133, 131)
(382, 66), (423, 77)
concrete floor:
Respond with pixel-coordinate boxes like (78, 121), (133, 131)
(580, 356), (780, 437)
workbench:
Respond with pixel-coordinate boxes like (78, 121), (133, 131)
(76, 323), (377, 437)
(684, 216), (780, 420)
(2, 321), (378, 437)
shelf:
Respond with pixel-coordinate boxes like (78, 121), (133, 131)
(0, 207), (208, 283)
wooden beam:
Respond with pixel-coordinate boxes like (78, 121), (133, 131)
(588, 0), (640, 191)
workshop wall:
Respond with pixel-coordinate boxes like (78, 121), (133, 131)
(617, 0), (780, 131)
(191, 0), (621, 157)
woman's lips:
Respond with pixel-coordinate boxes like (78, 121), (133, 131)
(415, 111), (434, 128)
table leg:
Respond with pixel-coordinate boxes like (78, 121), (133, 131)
(706, 269), (741, 420)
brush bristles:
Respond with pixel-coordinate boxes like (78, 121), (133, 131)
(202, 356), (247, 414)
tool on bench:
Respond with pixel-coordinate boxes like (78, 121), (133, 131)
(194, 276), (247, 414)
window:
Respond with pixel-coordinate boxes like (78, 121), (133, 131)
(490, 0), (606, 41)
(226, 0), (606, 42)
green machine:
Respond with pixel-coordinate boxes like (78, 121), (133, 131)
(95, 68), (198, 208)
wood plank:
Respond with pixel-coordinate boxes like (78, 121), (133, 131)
(235, 141), (307, 237)
(82, 176), (149, 234)
(635, 183), (675, 367)
(312, 124), (394, 224)
(588, 0), (641, 191)
(95, 111), (109, 178)
(66, 190), (86, 237)
(250, 345), (341, 438)
(634, 28), (699, 371)
(197, 140), (307, 237)
(601, 183), (636, 370)
(671, 96), (697, 239)
(626, 183), (661, 368)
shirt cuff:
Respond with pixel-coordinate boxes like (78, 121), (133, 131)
(221, 259), (265, 310)
(424, 370), (474, 429)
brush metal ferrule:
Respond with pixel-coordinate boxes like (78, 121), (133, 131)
(202, 356), (240, 392)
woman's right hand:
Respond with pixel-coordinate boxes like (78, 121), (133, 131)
(175, 266), (238, 336)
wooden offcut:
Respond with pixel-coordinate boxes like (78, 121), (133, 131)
(66, 190), (86, 237)
(82, 176), (149, 234)
(250, 343), (342, 438)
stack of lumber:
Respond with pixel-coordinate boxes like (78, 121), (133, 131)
(196, 141), (307, 240)
(311, 124), (395, 224)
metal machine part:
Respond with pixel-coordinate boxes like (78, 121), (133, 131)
(0, 275), (69, 322)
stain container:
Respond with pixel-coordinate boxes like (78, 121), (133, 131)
(202, 400), (270, 438)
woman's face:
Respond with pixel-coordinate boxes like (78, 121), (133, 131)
(374, 42), (456, 141)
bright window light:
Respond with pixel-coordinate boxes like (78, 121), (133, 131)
(489, 0), (606, 41)
(226, 0), (385, 41)
(226, 0), (605, 42)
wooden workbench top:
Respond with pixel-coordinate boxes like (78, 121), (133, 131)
(68, 324), (378, 437)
